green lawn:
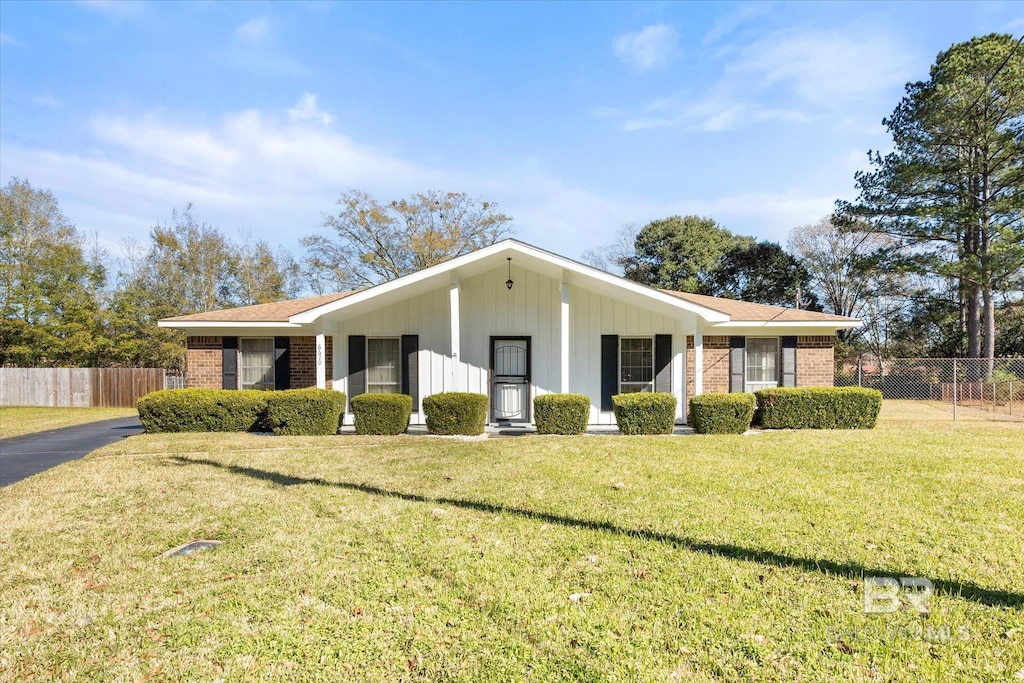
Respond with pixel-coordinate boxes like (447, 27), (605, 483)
(0, 402), (1021, 681)
(0, 406), (138, 439)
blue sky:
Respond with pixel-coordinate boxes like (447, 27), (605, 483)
(1, 1), (1022, 264)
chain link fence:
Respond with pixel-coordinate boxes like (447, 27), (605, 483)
(835, 357), (1024, 422)
(163, 373), (187, 390)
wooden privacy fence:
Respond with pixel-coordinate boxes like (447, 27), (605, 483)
(0, 368), (166, 408)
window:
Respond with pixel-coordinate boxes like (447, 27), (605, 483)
(367, 338), (401, 393)
(745, 338), (779, 393)
(240, 338), (275, 390)
(619, 337), (653, 393)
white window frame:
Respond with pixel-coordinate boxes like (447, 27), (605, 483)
(745, 337), (779, 393)
(240, 337), (275, 391)
(619, 336), (655, 394)
(366, 337), (402, 394)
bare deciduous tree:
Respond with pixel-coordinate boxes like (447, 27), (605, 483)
(302, 190), (513, 292)
(788, 216), (917, 353)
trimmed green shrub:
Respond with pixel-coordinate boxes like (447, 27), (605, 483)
(265, 389), (346, 436)
(611, 392), (676, 435)
(533, 393), (590, 435)
(755, 387), (882, 429)
(351, 393), (413, 435)
(137, 389), (269, 433)
(688, 393), (756, 434)
(423, 392), (488, 435)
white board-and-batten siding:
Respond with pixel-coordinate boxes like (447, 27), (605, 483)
(329, 264), (690, 425)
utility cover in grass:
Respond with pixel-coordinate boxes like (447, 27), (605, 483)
(162, 540), (223, 558)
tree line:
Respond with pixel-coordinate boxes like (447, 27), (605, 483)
(1, 33), (1021, 370)
(0, 184), (513, 370)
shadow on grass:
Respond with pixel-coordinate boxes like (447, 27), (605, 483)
(167, 455), (1023, 609)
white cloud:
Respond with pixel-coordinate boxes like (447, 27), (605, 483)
(75, 0), (144, 17)
(727, 28), (915, 107)
(0, 96), (842, 269)
(0, 104), (452, 256)
(32, 94), (61, 108)
(613, 24), (680, 71)
(287, 93), (332, 125)
(607, 25), (917, 133)
(1, 31), (28, 48)
(222, 16), (307, 77)
(702, 2), (771, 46)
(236, 17), (270, 43)
(90, 114), (243, 168)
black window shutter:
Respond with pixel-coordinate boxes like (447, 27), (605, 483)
(401, 334), (418, 407)
(729, 336), (746, 393)
(781, 336), (797, 387)
(274, 336), (291, 390)
(654, 334), (672, 393)
(348, 335), (366, 398)
(222, 336), (239, 390)
(601, 335), (619, 411)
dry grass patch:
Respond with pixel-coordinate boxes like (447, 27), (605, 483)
(0, 404), (1022, 681)
(0, 407), (138, 439)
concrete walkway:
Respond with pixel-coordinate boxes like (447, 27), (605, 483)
(0, 417), (143, 487)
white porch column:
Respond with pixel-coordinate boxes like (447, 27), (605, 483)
(673, 331), (684, 423)
(560, 280), (570, 393)
(315, 333), (326, 389)
(693, 327), (704, 396)
(449, 280), (461, 391)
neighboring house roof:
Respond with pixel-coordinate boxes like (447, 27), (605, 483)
(161, 292), (355, 323)
(659, 290), (857, 324)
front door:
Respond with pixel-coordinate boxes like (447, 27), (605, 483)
(491, 338), (530, 423)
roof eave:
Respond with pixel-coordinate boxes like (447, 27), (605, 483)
(708, 320), (862, 329)
(157, 320), (302, 329)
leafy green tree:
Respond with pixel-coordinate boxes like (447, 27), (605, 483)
(0, 178), (105, 366)
(303, 189), (513, 292)
(621, 215), (751, 292)
(995, 301), (1024, 356)
(836, 34), (1024, 361)
(236, 235), (303, 305)
(106, 206), (298, 370)
(703, 240), (819, 309)
(884, 288), (965, 358)
(104, 280), (190, 371)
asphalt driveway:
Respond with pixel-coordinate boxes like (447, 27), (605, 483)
(0, 417), (143, 487)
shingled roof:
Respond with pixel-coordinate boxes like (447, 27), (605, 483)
(659, 289), (856, 323)
(161, 292), (356, 323)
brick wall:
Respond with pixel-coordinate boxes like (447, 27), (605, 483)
(685, 335), (731, 395)
(684, 334), (836, 394)
(326, 339), (333, 390)
(290, 337), (315, 388)
(796, 335), (834, 387)
(185, 335), (333, 390)
(288, 336), (333, 389)
(186, 336), (222, 388)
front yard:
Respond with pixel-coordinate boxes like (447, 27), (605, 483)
(0, 402), (1021, 681)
